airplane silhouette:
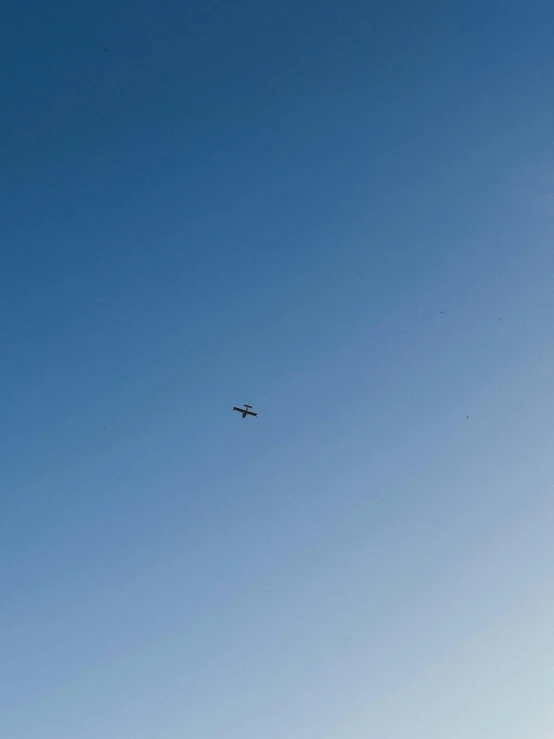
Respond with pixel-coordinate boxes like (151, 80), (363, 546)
(233, 404), (258, 419)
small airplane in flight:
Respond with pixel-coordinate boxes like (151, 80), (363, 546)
(233, 404), (258, 419)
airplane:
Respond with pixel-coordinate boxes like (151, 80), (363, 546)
(233, 404), (258, 419)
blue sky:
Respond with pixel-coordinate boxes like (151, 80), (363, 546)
(1, 1), (554, 737)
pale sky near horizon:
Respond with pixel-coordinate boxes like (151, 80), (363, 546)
(1, 1), (554, 737)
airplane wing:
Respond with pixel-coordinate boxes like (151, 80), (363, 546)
(232, 407), (243, 412)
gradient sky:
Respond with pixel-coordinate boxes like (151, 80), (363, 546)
(1, 1), (554, 737)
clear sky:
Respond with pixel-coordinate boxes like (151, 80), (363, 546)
(1, 1), (554, 737)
